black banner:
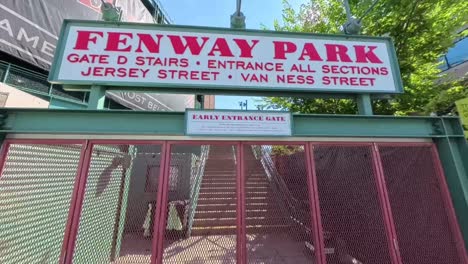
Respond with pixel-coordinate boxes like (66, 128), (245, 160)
(0, 0), (194, 111)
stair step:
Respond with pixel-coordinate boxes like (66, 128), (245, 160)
(198, 192), (236, 198)
(245, 196), (276, 201)
(195, 210), (237, 219)
(202, 177), (236, 181)
(201, 181), (236, 185)
(197, 196), (276, 204)
(193, 218), (237, 227)
(205, 163), (235, 165)
(200, 179), (237, 184)
(196, 203), (237, 210)
(200, 181), (268, 186)
(190, 224), (291, 236)
(195, 202), (278, 211)
(204, 169), (236, 172)
(195, 209), (282, 219)
(190, 226), (237, 236)
(197, 197), (236, 204)
(193, 216), (286, 228)
(203, 170), (237, 173)
(202, 174), (268, 181)
(200, 186), (268, 191)
(246, 181), (270, 185)
(247, 175), (268, 178)
(246, 224), (291, 234)
(202, 175), (237, 178)
(199, 186), (237, 190)
(198, 191), (271, 199)
(203, 173), (268, 181)
(200, 180), (269, 186)
(199, 181), (270, 187)
(204, 167), (236, 170)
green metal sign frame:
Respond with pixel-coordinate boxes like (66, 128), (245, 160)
(48, 20), (404, 95)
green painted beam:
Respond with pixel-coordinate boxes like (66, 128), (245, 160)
(293, 114), (464, 138)
(1, 109), (184, 135)
(0, 108), (465, 138)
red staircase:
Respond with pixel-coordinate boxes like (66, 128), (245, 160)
(191, 146), (287, 236)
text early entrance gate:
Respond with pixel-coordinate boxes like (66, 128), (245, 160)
(0, 135), (467, 264)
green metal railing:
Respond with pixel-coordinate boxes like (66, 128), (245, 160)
(0, 61), (88, 106)
(186, 145), (210, 237)
(252, 145), (311, 232)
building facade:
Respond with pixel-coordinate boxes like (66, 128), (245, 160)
(0, 0), (213, 110)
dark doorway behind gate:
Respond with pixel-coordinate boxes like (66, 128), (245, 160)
(0, 140), (466, 264)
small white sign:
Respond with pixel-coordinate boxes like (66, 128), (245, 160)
(186, 110), (292, 136)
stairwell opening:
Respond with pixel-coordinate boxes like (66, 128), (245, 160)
(161, 144), (239, 263)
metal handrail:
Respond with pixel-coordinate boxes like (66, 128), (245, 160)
(0, 60), (88, 104)
(186, 145), (210, 237)
(252, 146), (363, 263)
(251, 145), (311, 232)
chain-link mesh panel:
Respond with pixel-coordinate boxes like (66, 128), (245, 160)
(72, 144), (163, 264)
(162, 145), (237, 263)
(0, 143), (82, 264)
(246, 145), (316, 263)
(379, 146), (461, 264)
(313, 145), (392, 264)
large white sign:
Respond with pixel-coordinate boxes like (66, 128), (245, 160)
(186, 110), (292, 136)
(49, 20), (403, 94)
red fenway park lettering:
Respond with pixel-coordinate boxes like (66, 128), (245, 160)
(50, 21), (403, 94)
(73, 30), (383, 63)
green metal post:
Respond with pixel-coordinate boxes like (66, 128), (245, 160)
(357, 94), (373, 115)
(435, 136), (468, 250)
(87, 85), (106, 110)
(2, 63), (11, 83)
(434, 118), (468, 249)
(195, 95), (205, 109)
(230, 0), (246, 30)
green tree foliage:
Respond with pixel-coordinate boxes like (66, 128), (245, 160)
(263, 0), (468, 115)
(425, 76), (468, 115)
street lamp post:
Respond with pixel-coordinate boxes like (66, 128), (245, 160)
(233, 0), (247, 112)
(231, 0), (246, 29)
(100, 0), (122, 22)
(341, 0), (381, 115)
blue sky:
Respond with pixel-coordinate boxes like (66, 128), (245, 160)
(158, 0), (305, 110)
